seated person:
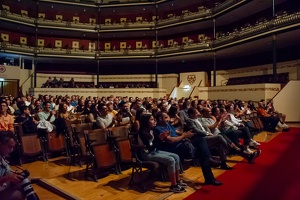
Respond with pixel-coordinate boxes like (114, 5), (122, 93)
(95, 103), (116, 131)
(139, 114), (187, 193)
(0, 101), (14, 132)
(257, 101), (280, 132)
(14, 106), (38, 134)
(225, 104), (261, 148)
(266, 100), (289, 130)
(115, 102), (135, 127)
(0, 131), (39, 200)
(185, 107), (232, 170)
(154, 112), (222, 186)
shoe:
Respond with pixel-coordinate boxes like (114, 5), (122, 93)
(169, 185), (186, 193)
(206, 158), (222, 167)
(177, 179), (188, 188)
(249, 141), (261, 149)
(205, 179), (223, 186)
(256, 149), (262, 157)
(282, 124), (289, 129)
(250, 139), (261, 146)
(247, 151), (258, 164)
(220, 164), (233, 170)
(243, 148), (254, 154)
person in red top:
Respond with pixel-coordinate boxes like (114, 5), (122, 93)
(257, 101), (279, 132)
(0, 101), (14, 132)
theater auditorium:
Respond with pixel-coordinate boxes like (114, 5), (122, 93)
(0, 0), (300, 199)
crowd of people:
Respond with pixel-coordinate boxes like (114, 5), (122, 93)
(41, 76), (156, 89)
(0, 93), (289, 196)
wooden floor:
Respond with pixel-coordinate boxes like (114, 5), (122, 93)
(14, 123), (299, 200)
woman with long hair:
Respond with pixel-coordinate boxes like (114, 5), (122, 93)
(139, 114), (187, 193)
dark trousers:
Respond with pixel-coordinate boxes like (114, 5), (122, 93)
(190, 135), (215, 181)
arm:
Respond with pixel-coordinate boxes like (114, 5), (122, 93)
(185, 119), (208, 137)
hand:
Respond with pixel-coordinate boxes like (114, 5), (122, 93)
(159, 131), (170, 141)
(6, 173), (23, 184)
(183, 130), (194, 138)
(206, 133), (214, 136)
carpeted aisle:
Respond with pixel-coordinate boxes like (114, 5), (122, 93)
(185, 127), (300, 200)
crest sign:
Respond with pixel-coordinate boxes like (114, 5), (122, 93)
(187, 75), (196, 85)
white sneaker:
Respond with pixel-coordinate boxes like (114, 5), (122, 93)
(243, 148), (254, 154)
(282, 124), (289, 129)
(250, 139), (261, 146)
(277, 122), (284, 128)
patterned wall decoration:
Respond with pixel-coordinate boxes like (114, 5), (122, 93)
(120, 17), (127, 23)
(21, 10), (28, 16)
(55, 40), (62, 48)
(56, 15), (63, 20)
(136, 17), (142, 22)
(168, 39), (173, 46)
(152, 41), (157, 48)
(120, 42), (126, 49)
(72, 41), (79, 49)
(136, 42), (142, 49)
(89, 42), (95, 50)
(73, 16), (80, 22)
(104, 43), (110, 50)
(38, 13), (45, 19)
(2, 5), (10, 11)
(20, 37), (27, 45)
(89, 18), (96, 24)
(1, 33), (9, 42)
(182, 37), (188, 43)
(37, 39), (44, 47)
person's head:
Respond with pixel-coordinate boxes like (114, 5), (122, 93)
(65, 97), (71, 105)
(168, 105), (178, 117)
(155, 112), (169, 126)
(0, 101), (9, 115)
(211, 107), (220, 117)
(187, 107), (200, 119)
(0, 131), (16, 157)
(20, 105), (30, 116)
(139, 114), (156, 131)
(106, 102), (114, 111)
(43, 101), (51, 112)
(201, 107), (212, 118)
(58, 103), (68, 114)
(182, 101), (191, 110)
(98, 103), (108, 115)
(121, 102), (130, 112)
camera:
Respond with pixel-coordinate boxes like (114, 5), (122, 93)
(15, 169), (40, 200)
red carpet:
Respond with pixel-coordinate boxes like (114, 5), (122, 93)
(185, 127), (300, 200)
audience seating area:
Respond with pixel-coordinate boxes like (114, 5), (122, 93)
(226, 73), (289, 85)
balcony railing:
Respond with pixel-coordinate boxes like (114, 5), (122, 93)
(0, 0), (245, 31)
(1, 12), (299, 58)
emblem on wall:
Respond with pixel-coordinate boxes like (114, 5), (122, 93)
(0, 65), (6, 73)
(187, 75), (196, 85)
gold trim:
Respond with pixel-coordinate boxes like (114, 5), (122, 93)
(199, 87), (280, 93)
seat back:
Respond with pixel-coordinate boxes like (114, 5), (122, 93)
(110, 126), (132, 163)
(84, 129), (117, 169)
(71, 123), (93, 155)
(14, 123), (42, 156)
(47, 131), (65, 152)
